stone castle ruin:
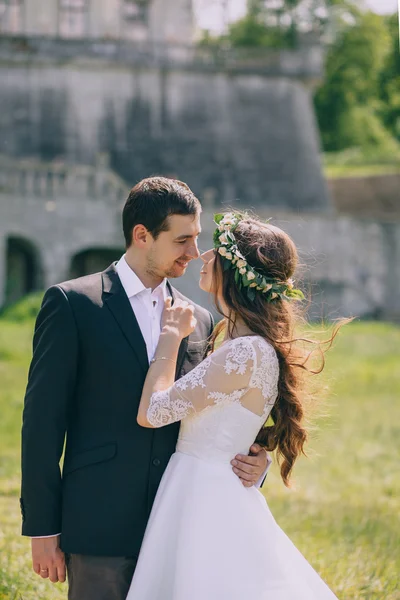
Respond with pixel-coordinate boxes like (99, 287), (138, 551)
(0, 0), (399, 319)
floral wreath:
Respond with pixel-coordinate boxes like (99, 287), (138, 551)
(213, 212), (305, 303)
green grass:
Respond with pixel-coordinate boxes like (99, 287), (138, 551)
(0, 305), (399, 599)
(323, 148), (400, 179)
(324, 163), (400, 179)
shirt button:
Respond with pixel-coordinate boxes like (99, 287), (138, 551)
(152, 458), (161, 467)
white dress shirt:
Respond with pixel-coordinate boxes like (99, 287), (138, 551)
(116, 254), (169, 362)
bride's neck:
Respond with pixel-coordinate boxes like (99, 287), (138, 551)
(222, 317), (254, 341)
(218, 299), (255, 341)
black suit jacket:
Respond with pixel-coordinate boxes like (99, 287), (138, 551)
(20, 263), (213, 557)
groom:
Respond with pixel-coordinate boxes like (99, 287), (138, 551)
(20, 177), (270, 600)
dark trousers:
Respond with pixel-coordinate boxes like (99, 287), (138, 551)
(66, 554), (138, 600)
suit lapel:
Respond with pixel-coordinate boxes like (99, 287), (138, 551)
(102, 264), (149, 374)
(167, 281), (189, 378)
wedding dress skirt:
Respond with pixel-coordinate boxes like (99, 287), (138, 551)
(127, 336), (338, 599)
(127, 447), (338, 599)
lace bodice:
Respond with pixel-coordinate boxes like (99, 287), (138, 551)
(147, 336), (279, 463)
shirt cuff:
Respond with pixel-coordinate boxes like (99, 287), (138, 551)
(31, 533), (61, 538)
(255, 453), (272, 489)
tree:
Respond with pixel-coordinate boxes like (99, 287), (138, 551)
(206, 0), (364, 49)
(379, 13), (400, 141)
(198, 0), (400, 155)
(314, 10), (393, 151)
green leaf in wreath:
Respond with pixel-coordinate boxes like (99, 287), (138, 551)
(275, 284), (287, 293)
(214, 213), (224, 225)
(286, 288), (305, 300)
(242, 273), (251, 287)
(247, 287), (256, 301)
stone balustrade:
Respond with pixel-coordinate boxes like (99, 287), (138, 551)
(0, 155), (128, 201)
(0, 34), (323, 80)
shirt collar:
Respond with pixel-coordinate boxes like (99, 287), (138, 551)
(116, 255), (168, 301)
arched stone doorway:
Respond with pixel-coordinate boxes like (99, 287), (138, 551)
(69, 248), (124, 279)
(5, 236), (43, 305)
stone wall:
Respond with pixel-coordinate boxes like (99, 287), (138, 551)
(2, 35), (395, 320)
(0, 35), (329, 213)
(0, 155), (127, 305)
(1, 159), (399, 319)
(0, 0), (195, 44)
(328, 174), (400, 219)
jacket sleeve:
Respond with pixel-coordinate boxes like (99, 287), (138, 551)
(20, 285), (78, 536)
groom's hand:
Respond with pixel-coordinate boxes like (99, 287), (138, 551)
(231, 444), (271, 487)
(32, 535), (66, 583)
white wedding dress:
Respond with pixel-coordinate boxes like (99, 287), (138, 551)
(127, 336), (338, 600)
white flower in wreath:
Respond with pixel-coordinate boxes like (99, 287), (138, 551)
(222, 219), (236, 229)
(249, 282), (258, 288)
(222, 213), (235, 223)
(218, 224), (225, 232)
(271, 292), (279, 299)
(218, 246), (227, 257)
(236, 259), (247, 269)
(231, 255), (238, 264)
(287, 278), (294, 290)
(219, 233), (229, 245)
(225, 252), (233, 260)
(239, 267), (247, 275)
(262, 283), (273, 293)
(247, 271), (256, 281)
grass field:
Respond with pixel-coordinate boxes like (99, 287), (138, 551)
(0, 300), (399, 600)
(322, 149), (400, 179)
(324, 164), (400, 179)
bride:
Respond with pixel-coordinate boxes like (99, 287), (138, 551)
(127, 212), (339, 599)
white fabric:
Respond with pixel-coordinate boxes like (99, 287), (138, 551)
(116, 254), (168, 362)
(127, 336), (338, 600)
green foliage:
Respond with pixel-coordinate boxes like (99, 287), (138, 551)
(0, 292), (44, 323)
(200, 1), (364, 51)
(0, 317), (399, 598)
(332, 106), (400, 153)
(226, 15), (290, 49)
(314, 10), (394, 152)
(202, 0), (400, 159)
(200, 2), (400, 162)
(379, 14), (400, 141)
(323, 146), (400, 178)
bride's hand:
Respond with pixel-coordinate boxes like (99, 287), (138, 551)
(161, 297), (197, 339)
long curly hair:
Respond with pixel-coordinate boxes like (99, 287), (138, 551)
(209, 215), (346, 487)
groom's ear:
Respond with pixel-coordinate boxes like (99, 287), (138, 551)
(131, 224), (150, 247)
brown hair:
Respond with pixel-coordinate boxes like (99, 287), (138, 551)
(210, 215), (345, 487)
(122, 177), (201, 247)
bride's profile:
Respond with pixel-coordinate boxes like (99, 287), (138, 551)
(127, 211), (341, 599)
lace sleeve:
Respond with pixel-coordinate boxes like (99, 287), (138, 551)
(147, 336), (279, 428)
(146, 356), (212, 427)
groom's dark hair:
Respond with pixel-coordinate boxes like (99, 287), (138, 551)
(123, 176), (201, 247)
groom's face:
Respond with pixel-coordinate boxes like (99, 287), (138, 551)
(146, 213), (201, 279)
